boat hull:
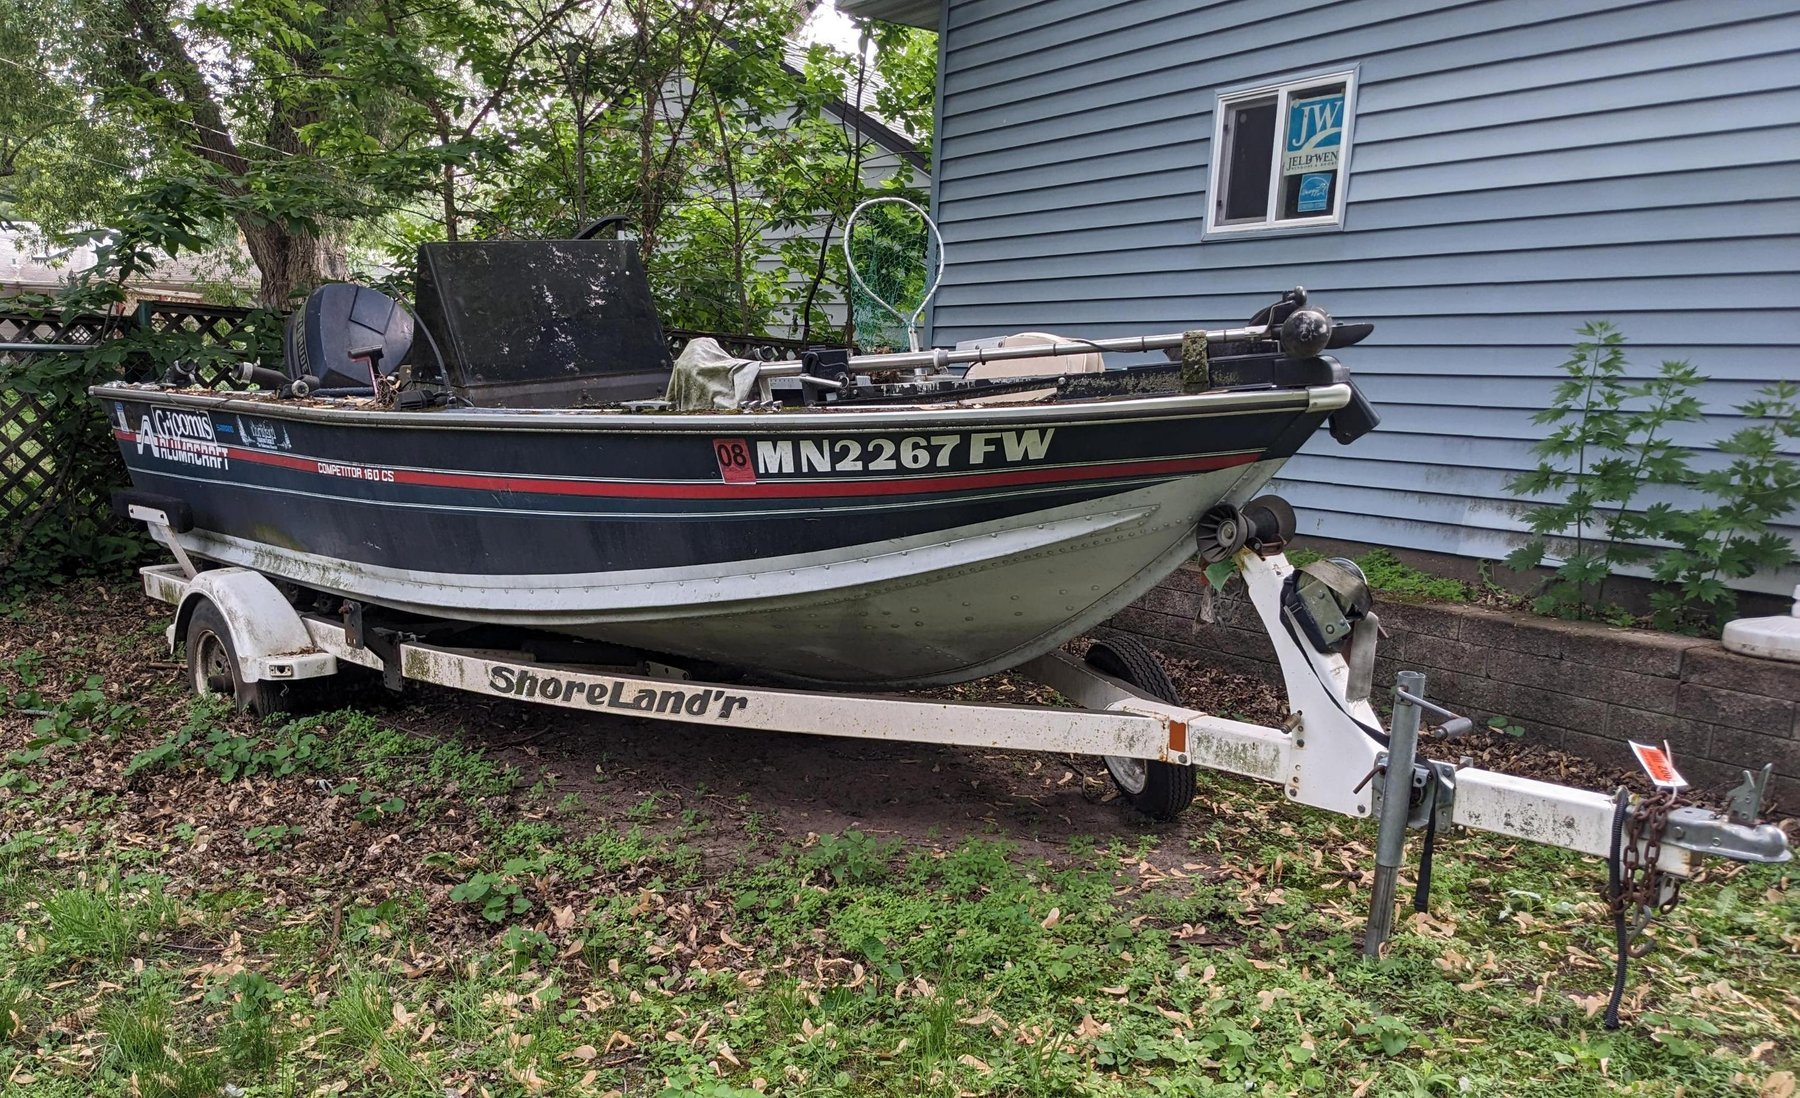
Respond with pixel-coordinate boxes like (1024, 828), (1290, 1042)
(97, 385), (1346, 685)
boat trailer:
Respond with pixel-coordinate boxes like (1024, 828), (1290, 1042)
(124, 502), (1790, 1023)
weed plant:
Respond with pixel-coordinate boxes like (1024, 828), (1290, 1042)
(1507, 322), (1800, 631)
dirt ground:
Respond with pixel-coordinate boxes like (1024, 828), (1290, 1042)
(7, 574), (1714, 868)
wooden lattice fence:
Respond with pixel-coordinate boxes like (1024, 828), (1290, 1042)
(0, 310), (129, 526)
(1, 300), (284, 576)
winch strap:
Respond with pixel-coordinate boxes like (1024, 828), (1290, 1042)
(1346, 609), (1379, 704)
(1299, 559), (1373, 615)
(1412, 788), (1438, 914)
(1278, 610), (1388, 747)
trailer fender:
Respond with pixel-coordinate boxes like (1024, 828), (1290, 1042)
(172, 569), (336, 684)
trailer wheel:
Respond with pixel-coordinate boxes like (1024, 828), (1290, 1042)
(1085, 634), (1197, 821)
(186, 600), (285, 716)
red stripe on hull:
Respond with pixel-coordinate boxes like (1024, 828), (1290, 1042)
(114, 429), (1258, 500)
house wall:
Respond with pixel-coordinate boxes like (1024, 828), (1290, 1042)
(926, 0), (1800, 592)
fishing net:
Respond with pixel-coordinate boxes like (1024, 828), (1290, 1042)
(845, 200), (935, 353)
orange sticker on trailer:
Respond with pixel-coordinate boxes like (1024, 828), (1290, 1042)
(1629, 740), (1689, 791)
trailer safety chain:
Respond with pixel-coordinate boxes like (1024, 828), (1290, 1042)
(1602, 788), (1683, 1030)
(1617, 790), (1684, 930)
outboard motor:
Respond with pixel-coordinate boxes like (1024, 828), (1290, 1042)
(283, 283), (416, 395)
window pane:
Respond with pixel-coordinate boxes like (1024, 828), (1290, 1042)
(1277, 84), (1346, 220)
(1220, 98), (1277, 222)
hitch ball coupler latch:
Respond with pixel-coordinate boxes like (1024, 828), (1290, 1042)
(1660, 805), (1792, 865)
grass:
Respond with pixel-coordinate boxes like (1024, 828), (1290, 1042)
(37, 872), (176, 965)
(1287, 546), (1482, 603)
(1, 604), (1796, 1096)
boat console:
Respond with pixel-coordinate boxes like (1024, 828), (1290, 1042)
(277, 238), (675, 408)
(412, 239), (673, 408)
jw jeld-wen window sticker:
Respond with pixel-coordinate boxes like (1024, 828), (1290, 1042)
(1208, 70), (1357, 235)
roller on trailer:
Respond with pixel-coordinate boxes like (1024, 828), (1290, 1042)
(126, 499), (1790, 1026)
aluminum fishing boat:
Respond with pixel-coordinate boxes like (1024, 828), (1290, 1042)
(94, 234), (1379, 686)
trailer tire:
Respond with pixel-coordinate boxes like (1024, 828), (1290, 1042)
(186, 600), (286, 716)
(1085, 634), (1196, 821)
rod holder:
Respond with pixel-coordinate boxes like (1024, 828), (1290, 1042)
(1365, 669), (1426, 957)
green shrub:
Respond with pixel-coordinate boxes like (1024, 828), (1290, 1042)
(450, 856), (545, 923)
(1647, 381), (1800, 631)
(127, 698), (329, 781)
(1505, 322), (1704, 620)
(799, 829), (900, 887)
(1508, 323), (1799, 632)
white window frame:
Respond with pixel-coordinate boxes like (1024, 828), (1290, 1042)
(1204, 67), (1359, 238)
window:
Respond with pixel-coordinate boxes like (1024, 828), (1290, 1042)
(1206, 70), (1357, 235)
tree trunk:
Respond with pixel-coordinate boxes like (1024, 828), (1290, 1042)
(118, 0), (347, 307)
(439, 120), (459, 241)
(241, 220), (348, 309)
(710, 94), (749, 332)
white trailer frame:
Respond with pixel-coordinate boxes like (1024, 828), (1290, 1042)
(134, 529), (1788, 959)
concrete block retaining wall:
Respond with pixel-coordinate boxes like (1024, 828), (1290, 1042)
(1107, 564), (1799, 811)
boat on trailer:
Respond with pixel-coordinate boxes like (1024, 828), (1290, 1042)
(91, 218), (1790, 1019)
(93, 229), (1379, 687)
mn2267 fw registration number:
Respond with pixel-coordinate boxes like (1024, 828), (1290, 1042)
(710, 429), (1056, 484)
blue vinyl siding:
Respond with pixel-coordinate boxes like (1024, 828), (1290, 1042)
(927, 0), (1800, 593)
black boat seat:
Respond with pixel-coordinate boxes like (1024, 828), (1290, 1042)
(283, 283), (416, 392)
(412, 239), (674, 408)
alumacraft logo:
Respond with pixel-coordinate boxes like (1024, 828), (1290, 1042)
(488, 664), (749, 721)
(137, 408), (230, 470)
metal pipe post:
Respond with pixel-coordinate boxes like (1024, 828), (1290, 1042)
(1364, 669), (1426, 956)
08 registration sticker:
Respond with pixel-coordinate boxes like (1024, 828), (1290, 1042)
(712, 437), (756, 484)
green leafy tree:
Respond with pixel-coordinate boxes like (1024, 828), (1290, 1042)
(463, 5), (931, 338)
(0, 0), (144, 229)
(60, 0), (583, 304)
(865, 20), (937, 161)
